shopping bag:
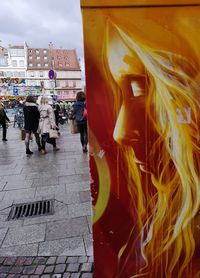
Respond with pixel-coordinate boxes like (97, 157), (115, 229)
(49, 129), (59, 139)
(69, 119), (79, 134)
(21, 129), (26, 140)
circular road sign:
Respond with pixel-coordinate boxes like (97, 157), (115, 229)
(48, 69), (55, 80)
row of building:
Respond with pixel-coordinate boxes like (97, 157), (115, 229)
(0, 42), (82, 101)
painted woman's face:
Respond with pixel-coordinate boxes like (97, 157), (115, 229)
(107, 23), (156, 162)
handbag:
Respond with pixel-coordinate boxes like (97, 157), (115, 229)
(21, 129), (26, 140)
(49, 129), (59, 139)
(69, 119), (79, 134)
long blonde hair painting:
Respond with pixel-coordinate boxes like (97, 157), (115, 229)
(81, 2), (200, 277)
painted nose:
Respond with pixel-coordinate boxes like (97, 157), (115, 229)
(113, 103), (140, 145)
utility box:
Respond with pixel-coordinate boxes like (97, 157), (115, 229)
(80, 1), (200, 277)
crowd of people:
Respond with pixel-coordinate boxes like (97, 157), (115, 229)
(0, 91), (88, 155)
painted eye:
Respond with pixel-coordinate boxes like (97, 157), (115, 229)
(131, 81), (144, 97)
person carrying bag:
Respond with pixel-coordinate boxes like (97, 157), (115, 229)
(38, 96), (59, 154)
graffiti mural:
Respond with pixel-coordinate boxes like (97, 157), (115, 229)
(81, 1), (200, 277)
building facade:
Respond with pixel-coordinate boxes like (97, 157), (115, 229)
(0, 42), (82, 101)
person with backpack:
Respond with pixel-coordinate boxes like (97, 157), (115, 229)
(73, 91), (88, 153)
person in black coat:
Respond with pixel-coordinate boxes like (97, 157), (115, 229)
(0, 102), (10, 141)
(23, 95), (41, 155)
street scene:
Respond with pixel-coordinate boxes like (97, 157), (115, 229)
(0, 123), (93, 277)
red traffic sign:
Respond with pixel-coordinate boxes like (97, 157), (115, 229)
(48, 69), (55, 80)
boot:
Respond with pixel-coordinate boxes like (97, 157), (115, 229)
(26, 148), (33, 155)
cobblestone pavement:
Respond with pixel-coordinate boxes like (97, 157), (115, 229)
(0, 123), (93, 276)
(0, 255), (93, 277)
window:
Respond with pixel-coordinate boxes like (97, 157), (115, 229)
(44, 56), (47, 60)
(36, 50), (39, 54)
(30, 71), (35, 77)
(37, 63), (41, 67)
(20, 71), (25, 77)
(65, 80), (69, 87)
(56, 80), (60, 87)
(29, 63), (33, 67)
(59, 63), (63, 67)
(36, 56), (40, 60)
(43, 50), (47, 54)
(19, 60), (24, 67)
(0, 72), (4, 77)
(39, 71), (44, 77)
(13, 72), (18, 77)
(29, 56), (32, 60)
(66, 63), (70, 67)
(45, 63), (48, 67)
(29, 50), (32, 54)
(73, 80), (76, 87)
(12, 60), (17, 67)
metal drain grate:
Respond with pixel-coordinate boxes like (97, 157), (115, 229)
(8, 199), (55, 220)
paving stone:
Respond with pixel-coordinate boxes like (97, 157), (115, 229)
(0, 228), (8, 246)
(0, 244), (38, 257)
(59, 174), (89, 185)
(81, 274), (93, 278)
(41, 275), (51, 278)
(34, 265), (45, 275)
(68, 202), (92, 218)
(71, 273), (80, 278)
(9, 266), (23, 273)
(54, 263), (66, 273)
(88, 256), (94, 263)
(15, 257), (27, 265)
(46, 217), (89, 241)
(23, 266), (37, 274)
(67, 257), (79, 263)
(33, 257), (47, 265)
(81, 263), (93, 272)
(3, 188), (36, 201)
(3, 257), (17, 265)
(78, 256), (87, 263)
(20, 276), (28, 278)
(44, 265), (55, 273)
(56, 256), (67, 264)
(63, 273), (70, 278)
(7, 275), (20, 278)
(79, 191), (91, 203)
(0, 274), (7, 278)
(84, 234), (93, 256)
(52, 275), (62, 278)
(0, 257), (6, 264)
(0, 266), (12, 273)
(67, 263), (80, 272)
(2, 224), (46, 247)
(46, 256), (57, 265)
(24, 257), (35, 265)
(29, 276), (40, 278)
(38, 237), (86, 256)
(35, 185), (66, 198)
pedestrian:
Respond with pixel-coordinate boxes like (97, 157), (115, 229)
(0, 102), (10, 141)
(23, 95), (41, 155)
(73, 91), (88, 153)
(38, 96), (59, 154)
(53, 104), (60, 127)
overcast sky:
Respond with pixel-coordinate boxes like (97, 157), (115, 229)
(0, 0), (85, 74)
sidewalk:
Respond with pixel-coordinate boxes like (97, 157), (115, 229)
(0, 123), (93, 277)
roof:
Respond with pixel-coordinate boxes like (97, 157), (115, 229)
(52, 49), (80, 71)
(27, 48), (80, 71)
